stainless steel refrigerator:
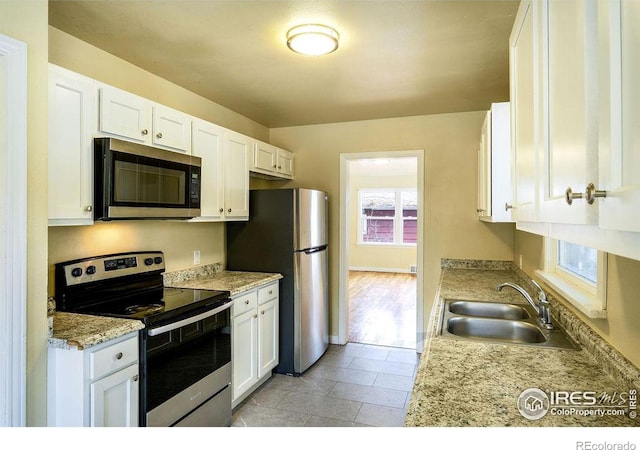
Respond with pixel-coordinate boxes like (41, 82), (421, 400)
(226, 188), (329, 375)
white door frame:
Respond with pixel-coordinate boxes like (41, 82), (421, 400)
(0, 33), (28, 427)
(338, 150), (425, 352)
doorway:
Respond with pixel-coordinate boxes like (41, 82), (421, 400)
(338, 151), (424, 352)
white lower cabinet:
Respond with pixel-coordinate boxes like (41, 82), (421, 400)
(48, 332), (139, 427)
(231, 281), (279, 407)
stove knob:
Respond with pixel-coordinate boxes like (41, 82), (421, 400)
(71, 267), (83, 277)
(154, 256), (163, 265)
(144, 258), (154, 266)
(86, 265), (96, 275)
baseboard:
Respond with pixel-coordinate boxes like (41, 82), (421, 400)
(349, 266), (413, 274)
(329, 335), (341, 345)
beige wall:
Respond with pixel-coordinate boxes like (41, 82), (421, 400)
(270, 112), (515, 340)
(348, 172), (417, 272)
(0, 0), (49, 426)
(514, 230), (640, 368)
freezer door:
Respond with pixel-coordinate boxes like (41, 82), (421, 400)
(294, 246), (329, 373)
(295, 189), (328, 251)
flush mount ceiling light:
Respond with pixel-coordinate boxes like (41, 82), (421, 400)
(286, 24), (340, 56)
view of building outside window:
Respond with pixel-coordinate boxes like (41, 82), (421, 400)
(360, 189), (417, 244)
(557, 240), (597, 284)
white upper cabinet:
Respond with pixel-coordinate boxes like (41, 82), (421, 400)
(223, 130), (250, 220)
(98, 85), (152, 145)
(509, 0), (640, 260)
(598, 0), (640, 233)
(477, 102), (513, 223)
(509, 0), (539, 223)
(191, 119), (225, 221)
(538, 0), (599, 225)
(48, 64), (96, 226)
(250, 140), (294, 180)
(151, 105), (192, 153)
(98, 85), (192, 154)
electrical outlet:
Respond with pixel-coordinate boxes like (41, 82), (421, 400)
(194, 250), (201, 265)
(518, 254), (523, 269)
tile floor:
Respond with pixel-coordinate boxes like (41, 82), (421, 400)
(231, 343), (419, 427)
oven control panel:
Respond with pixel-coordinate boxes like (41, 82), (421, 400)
(57, 251), (166, 286)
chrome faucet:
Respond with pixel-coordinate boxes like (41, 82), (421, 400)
(496, 280), (554, 329)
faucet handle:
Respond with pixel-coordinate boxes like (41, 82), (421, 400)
(530, 279), (548, 304)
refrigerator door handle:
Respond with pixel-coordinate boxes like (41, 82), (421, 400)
(300, 245), (328, 255)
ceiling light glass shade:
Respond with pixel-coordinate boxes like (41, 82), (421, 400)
(286, 24), (339, 56)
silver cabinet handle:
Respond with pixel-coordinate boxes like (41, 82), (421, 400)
(245, 299), (250, 305)
(505, 203), (513, 212)
(156, 132), (163, 139)
(141, 129), (148, 135)
(565, 187), (584, 205)
(219, 208), (224, 213)
(133, 375), (139, 382)
(228, 208), (232, 213)
(273, 164), (277, 168)
(476, 208), (485, 213)
(115, 352), (123, 360)
(85, 205), (93, 212)
(278, 165), (282, 169)
(253, 314), (258, 318)
(585, 183), (607, 205)
(261, 311), (265, 315)
(268, 290), (273, 295)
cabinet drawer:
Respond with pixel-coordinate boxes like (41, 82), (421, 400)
(258, 282), (278, 305)
(89, 335), (138, 381)
(231, 290), (258, 317)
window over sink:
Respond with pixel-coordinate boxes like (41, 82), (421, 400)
(537, 238), (607, 319)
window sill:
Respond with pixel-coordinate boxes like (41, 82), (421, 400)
(535, 269), (606, 319)
(356, 242), (417, 249)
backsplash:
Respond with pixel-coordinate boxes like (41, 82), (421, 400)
(162, 262), (224, 285)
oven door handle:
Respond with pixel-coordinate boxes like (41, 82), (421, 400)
(147, 301), (232, 336)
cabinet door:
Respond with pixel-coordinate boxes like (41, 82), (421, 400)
(509, 0), (539, 222)
(152, 105), (192, 153)
(48, 64), (95, 226)
(276, 149), (294, 178)
(191, 119), (224, 221)
(253, 141), (277, 173)
(258, 299), (279, 378)
(538, 0), (599, 224)
(598, 0), (640, 232)
(223, 131), (250, 220)
(477, 111), (491, 219)
(90, 363), (139, 427)
(98, 86), (151, 144)
(231, 309), (258, 401)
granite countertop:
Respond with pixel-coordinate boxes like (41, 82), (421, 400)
(405, 262), (639, 427)
(164, 267), (282, 296)
(49, 312), (144, 350)
(48, 264), (281, 350)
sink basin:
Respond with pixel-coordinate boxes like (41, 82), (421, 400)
(439, 299), (579, 350)
(447, 317), (546, 344)
(448, 300), (529, 320)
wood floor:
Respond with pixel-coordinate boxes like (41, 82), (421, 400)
(348, 271), (416, 349)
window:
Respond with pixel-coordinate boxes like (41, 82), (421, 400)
(536, 238), (607, 319)
(359, 189), (417, 245)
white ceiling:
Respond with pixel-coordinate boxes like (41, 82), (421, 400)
(48, 0), (520, 128)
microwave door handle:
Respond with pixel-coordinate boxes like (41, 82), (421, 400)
(148, 301), (232, 336)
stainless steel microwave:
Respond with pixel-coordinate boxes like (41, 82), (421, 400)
(93, 137), (202, 220)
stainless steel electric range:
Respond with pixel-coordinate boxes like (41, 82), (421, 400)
(54, 251), (232, 427)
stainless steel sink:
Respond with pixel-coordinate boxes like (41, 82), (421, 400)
(447, 317), (546, 344)
(439, 299), (579, 350)
(448, 300), (530, 320)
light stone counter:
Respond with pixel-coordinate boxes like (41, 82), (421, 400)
(163, 263), (282, 296)
(405, 260), (640, 427)
(49, 312), (144, 350)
